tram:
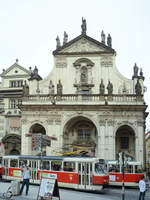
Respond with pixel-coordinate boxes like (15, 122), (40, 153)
(106, 160), (144, 187)
(0, 155), (109, 191)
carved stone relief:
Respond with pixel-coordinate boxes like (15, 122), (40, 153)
(101, 56), (113, 67)
(137, 121), (144, 127)
(60, 38), (103, 53)
(99, 120), (106, 126)
(107, 120), (115, 127)
(55, 119), (61, 125)
(21, 119), (28, 124)
(46, 119), (54, 125)
(56, 58), (67, 68)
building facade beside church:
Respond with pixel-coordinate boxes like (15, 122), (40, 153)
(0, 19), (148, 167)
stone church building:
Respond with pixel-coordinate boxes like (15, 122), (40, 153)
(0, 19), (148, 166)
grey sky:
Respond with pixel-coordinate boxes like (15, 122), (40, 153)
(0, 0), (150, 129)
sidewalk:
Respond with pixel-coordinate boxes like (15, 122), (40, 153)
(0, 181), (108, 200)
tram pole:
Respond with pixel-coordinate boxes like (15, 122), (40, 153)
(40, 133), (43, 173)
(122, 152), (125, 200)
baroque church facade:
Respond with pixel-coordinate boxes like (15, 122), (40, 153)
(0, 19), (148, 166)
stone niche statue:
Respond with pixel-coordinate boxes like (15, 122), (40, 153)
(99, 79), (105, 95)
(135, 79), (142, 96)
(107, 81), (113, 95)
(81, 17), (87, 35)
(57, 80), (63, 95)
(133, 63), (139, 77)
(80, 66), (88, 83)
(49, 80), (54, 94)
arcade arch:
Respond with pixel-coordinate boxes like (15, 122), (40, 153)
(2, 134), (21, 155)
(63, 116), (97, 156)
(115, 125), (135, 160)
(29, 123), (46, 155)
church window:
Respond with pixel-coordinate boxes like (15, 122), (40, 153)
(120, 136), (129, 149)
(10, 80), (23, 88)
(10, 100), (16, 108)
(78, 128), (91, 140)
(9, 99), (22, 108)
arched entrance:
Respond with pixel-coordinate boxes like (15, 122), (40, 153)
(63, 116), (97, 156)
(2, 134), (21, 155)
(115, 125), (135, 160)
(29, 123), (46, 155)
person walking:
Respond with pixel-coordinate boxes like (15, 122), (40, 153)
(139, 175), (146, 200)
(20, 161), (30, 195)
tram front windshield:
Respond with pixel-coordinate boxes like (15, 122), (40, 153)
(95, 163), (105, 174)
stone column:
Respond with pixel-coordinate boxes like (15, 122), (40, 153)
(46, 119), (55, 155)
(136, 121), (145, 165)
(107, 120), (115, 160)
(21, 119), (32, 155)
(98, 120), (106, 158)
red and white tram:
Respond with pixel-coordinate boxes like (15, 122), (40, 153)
(0, 155), (109, 191)
(106, 160), (144, 187)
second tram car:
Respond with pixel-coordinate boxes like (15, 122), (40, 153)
(1, 155), (109, 191)
(106, 160), (144, 187)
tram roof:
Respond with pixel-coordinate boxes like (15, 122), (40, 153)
(2, 155), (100, 162)
(3, 155), (63, 161)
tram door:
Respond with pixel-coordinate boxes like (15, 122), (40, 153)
(29, 160), (38, 183)
(3, 159), (9, 177)
(78, 162), (92, 189)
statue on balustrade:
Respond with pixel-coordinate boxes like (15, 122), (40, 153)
(107, 81), (113, 95)
(99, 79), (105, 95)
(49, 80), (55, 94)
(57, 80), (63, 95)
(135, 79), (142, 96)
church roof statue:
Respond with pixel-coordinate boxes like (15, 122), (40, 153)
(81, 17), (87, 35)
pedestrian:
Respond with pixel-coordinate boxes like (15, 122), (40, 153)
(20, 161), (30, 195)
(139, 175), (146, 200)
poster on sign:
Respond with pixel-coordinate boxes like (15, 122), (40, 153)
(37, 177), (60, 200)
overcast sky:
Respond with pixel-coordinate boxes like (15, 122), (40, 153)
(0, 0), (150, 129)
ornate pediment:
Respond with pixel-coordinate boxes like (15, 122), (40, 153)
(53, 34), (115, 55)
(60, 38), (105, 53)
(0, 60), (30, 77)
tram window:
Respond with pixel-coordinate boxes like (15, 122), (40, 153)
(64, 162), (75, 172)
(43, 161), (50, 170)
(109, 164), (120, 173)
(19, 160), (27, 168)
(51, 161), (62, 171)
(135, 165), (142, 173)
(126, 165), (133, 173)
(95, 163), (104, 174)
(10, 159), (18, 167)
(4, 160), (8, 167)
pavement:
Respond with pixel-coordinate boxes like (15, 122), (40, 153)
(0, 180), (149, 200)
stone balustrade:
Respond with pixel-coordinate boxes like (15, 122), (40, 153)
(22, 94), (144, 105)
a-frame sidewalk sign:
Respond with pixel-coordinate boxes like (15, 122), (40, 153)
(37, 176), (60, 200)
